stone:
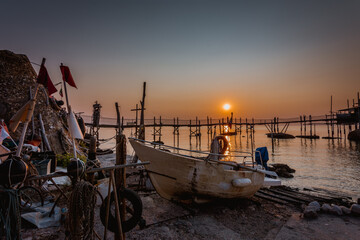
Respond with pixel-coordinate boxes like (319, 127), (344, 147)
(321, 203), (332, 212)
(303, 205), (318, 219)
(330, 205), (343, 216)
(308, 201), (321, 212)
(340, 206), (351, 215)
(350, 204), (360, 215)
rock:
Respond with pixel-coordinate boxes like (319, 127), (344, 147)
(271, 163), (295, 178)
(340, 206), (351, 215)
(330, 205), (343, 216)
(142, 196), (156, 209)
(271, 163), (296, 173)
(308, 201), (321, 212)
(303, 206), (318, 219)
(350, 204), (360, 215)
(321, 203), (332, 212)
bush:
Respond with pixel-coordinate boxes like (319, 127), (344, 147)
(56, 153), (86, 167)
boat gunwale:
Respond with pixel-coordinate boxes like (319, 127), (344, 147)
(128, 137), (261, 170)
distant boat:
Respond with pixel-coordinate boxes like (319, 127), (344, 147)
(266, 133), (295, 139)
(296, 135), (320, 139)
(129, 138), (275, 202)
(348, 129), (360, 141)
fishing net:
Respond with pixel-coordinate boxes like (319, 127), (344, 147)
(66, 181), (97, 240)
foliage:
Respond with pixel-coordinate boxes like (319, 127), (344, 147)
(56, 153), (87, 167)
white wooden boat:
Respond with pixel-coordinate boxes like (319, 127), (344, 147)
(129, 138), (270, 202)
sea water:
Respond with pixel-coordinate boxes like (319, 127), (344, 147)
(95, 120), (360, 199)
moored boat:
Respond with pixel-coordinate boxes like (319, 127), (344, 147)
(129, 138), (273, 202)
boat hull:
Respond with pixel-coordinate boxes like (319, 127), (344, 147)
(130, 139), (264, 202)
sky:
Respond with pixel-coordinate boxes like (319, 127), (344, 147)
(1, 0), (360, 119)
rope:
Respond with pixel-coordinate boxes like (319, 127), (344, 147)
(98, 135), (116, 143)
(66, 181), (97, 240)
(0, 188), (21, 240)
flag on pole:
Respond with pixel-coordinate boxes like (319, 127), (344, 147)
(60, 65), (77, 88)
(0, 144), (10, 162)
(9, 99), (36, 132)
(67, 107), (84, 140)
(0, 120), (9, 134)
(37, 62), (57, 95)
(0, 125), (10, 144)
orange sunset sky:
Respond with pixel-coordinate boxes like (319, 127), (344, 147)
(1, 1), (360, 119)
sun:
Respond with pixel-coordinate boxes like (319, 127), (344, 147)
(223, 103), (231, 111)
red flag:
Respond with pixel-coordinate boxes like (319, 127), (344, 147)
(37, 63), (57, 95)
(60, 65), (77, 88)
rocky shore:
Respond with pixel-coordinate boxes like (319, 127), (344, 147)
(19, 153), (360, 240)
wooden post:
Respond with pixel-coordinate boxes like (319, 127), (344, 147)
(115, 102), (121, 134)
(358, 92), (360, 129)
(29, 87), (35, 140)
(115, 133), (126, 240)
(198, 117), (201, 148)
(240, 118), (242, 134)
(153, 117), (156, 142)
(189, 119), (192, 146)
(177, 117), (179, 147)
(139, 82), (146, 140)
(271, 120), (274, 153)
(300, 116), (303, 136)
(304, 115), (306, 136)
(61, 63), (70, 112)
(252, 118), (255, 135)
(87, 135), (97, 184)
(110, 170), (124, 240)
(309, 115), (312, 136)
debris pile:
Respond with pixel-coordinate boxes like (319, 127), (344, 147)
(0, 50), (69, 154)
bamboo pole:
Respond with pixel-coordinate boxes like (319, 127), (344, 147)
(16, 83), (39, 157)
(110, 170), (124, 240)
(38, 113), (52, 151)
(103, 175), (112, 240)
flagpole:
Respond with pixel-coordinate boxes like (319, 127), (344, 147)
(15, 82), (40, 157)
(61, 63), (70, 111)
(61, 63), (78, 159)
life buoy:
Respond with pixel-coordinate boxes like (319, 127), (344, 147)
(100, 188), (143, 233)
(210, 135), (229, 154)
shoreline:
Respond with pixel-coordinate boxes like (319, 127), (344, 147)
(21, 189), (360, 240)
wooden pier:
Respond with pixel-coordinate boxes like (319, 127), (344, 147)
(84, 92), (360, 144)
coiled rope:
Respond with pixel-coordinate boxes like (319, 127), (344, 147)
(66, 181), (97, 240)
(0, 188), (21, 240)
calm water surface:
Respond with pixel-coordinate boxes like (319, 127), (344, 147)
(97, 123), (360, 198)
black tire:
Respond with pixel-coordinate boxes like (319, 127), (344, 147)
(100, 188), (142, 233)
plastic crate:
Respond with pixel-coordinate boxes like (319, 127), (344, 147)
(33, 159), (51, 176)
